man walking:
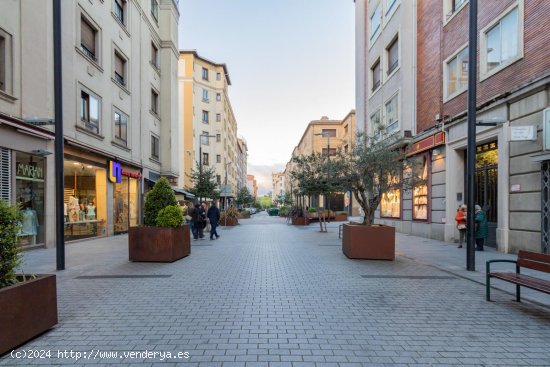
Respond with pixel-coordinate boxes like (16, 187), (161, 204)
(207, 201), (221, 240)
(191, 203), (206, 240)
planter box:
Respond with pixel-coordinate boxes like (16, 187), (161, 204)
(342, 224), (395, 260)
(129, 225), (190, 262)
(334, 213), (348, 221)
(220, 217), (238, 226)
(291, 217), (309, 225)
(239, 213), (251, 219)
(0, 274), (57, 355)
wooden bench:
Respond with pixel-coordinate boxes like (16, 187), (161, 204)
(486, 250), (550, 302)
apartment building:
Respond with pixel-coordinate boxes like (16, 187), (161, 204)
(356, 0), (550, 253)
(236, 137), (248, 190)
(283, 111), (358, 213)
(246, 175), (257, 198)
(0, 0), (180, 248)
(272, 172), (285, 202)
(178, 50), (239, 201)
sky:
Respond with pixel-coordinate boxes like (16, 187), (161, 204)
(178, 0), (355, 195)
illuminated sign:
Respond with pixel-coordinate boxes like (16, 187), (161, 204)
(109, 161), (122, 183)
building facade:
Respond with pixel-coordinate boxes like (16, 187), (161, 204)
(356, 0), (550, 254)
(178, 50), (239, 201)
(272, 172), (285, 202)
(0, 0), (180, 248)
(246, 174), (257, 198)
(236, 137), (248, 190)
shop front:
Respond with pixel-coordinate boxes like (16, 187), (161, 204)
(109, 160), (141, 234)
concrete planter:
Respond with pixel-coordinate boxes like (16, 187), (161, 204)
(128, 225), (191, 262)
(292, 217), (309, 225)
(0, 274), (58, 355)
(342, 224), (395, 260)
(220, 218), (238, 226)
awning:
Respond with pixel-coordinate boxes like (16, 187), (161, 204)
(171, 186), (195, 199)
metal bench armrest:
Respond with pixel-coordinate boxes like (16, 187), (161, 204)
(486, 259), (517, 274)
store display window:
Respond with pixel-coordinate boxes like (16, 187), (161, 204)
(15, 153), (45, 247)
(114, 175), (139, 234)
(63, 159), (107, 240)
(380, 188), (400, 218)
(413, 155), (429, 220)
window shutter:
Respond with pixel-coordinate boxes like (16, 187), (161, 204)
(115, 53), (124, 77)
(81, 18), (96, 53)
(0, 148), (11, 202)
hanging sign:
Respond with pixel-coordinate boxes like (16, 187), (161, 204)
(109, 161), (122, 183)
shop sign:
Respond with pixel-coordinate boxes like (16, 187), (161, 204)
(16, 163), (44, 180)
(407, 131), (445, 156)
(109, 160), (142, 183)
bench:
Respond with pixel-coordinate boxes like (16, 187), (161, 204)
(486, 250), (550, 302)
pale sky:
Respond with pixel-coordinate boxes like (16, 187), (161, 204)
(178, 0), (355, 195)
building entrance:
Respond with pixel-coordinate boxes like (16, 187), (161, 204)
(475, 142), (498, 248)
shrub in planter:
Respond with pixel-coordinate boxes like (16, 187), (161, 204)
(129, 178), (190, 262)
(221, 207), (239, 226)
(0, 200), (57, 355)
(307, 207), (317, 213)
(279, 206), (289, 217)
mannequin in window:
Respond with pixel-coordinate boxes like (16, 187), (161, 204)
(19, 202), (38, 245)
(67, 195), (80, 222)
(86, 196), (96, 220)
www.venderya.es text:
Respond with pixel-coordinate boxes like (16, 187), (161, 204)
(10, 349), (190, 361)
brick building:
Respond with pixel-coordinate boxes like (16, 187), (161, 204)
(355, 0), (550, 253)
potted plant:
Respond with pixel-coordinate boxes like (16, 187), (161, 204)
(334, 210), (349, 222)
(220, 206), (239, 226)
(278, 206), (289, 217)
(0, 200), (57, 355)
(128, 178), (190, 262)
(238, 209), (251, 219)
(289, 205), (308, 225)
(341, 134), (422, 260)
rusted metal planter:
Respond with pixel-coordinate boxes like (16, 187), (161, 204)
(291, 217), (309, 225)
(128, 225), (191, 262)
(220, 218), (238, 226)
(0, 274), (57, 355)
(334, 213), (349, 221)
(342, 224), (395, 260)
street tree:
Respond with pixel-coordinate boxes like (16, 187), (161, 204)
(188, 162), (219, 202)
(236, 186), (254, 207)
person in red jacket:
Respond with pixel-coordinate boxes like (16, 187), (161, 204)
(455, 204), (467, 248)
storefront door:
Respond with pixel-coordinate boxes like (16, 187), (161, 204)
(475, 142), (498, 248)
(114, 176), (139, 234)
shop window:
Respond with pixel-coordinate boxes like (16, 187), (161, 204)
(114, 173), (139, 234)
(16, 153), (45, 246)
(80, 89), (100, 134)
(413, 155), (429, 220)
(63, 159), (107, 241)
(114, 110), (128, 145)
(380, 188), (401, 218)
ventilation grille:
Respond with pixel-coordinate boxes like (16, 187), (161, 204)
(0, 148), (11, 202)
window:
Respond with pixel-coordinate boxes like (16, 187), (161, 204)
(371, 59), (381, 91)
(445, 46), (468, 99)
(216, 93), (221, 101)
(216, 134), (221, 142)
(216, 72), (221, 80)
(216, 113), (221, 122)
(202, 110), (209, 123)
(80, 90), (100, 134)
(370, 109), (381, 139)
(385, 94), (399, 134)
(370, 4), (381, 40)
(151, 0), (159, 22)
(344, 125), (349, 135)
(381, 178), (400, 219)
(202, 89), (209, 101)
(321, 129), (336, 138)
(151, 135), (159, 160)
(387, 36), (399, 75)
(201, 131), (210, 145)
(0, 33), (7, 92)
(413, 155), (429, 220)
(386, 0), (398, 14)
(444, 0), (468, 20)
(151, 89), (159, 115)
(202, 67), (209, 80)
(202, 153), (209, 166)
(80, 17), (97, 61)
(113, 0), (126, 25)
(151, 42), (159, 68)
(216, 154), (221, 163)
(344, 145), (349, 153)
(322, 148), (337, 156)
(114, 110), (128, 145)
(484, 6), (520, 75)
(216, 175), (221, 185)
(114, 51), (126, 86)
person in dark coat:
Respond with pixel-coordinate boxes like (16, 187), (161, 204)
(191, 203), (206, 240)
(474, 204), (489, 251)
(207, 201), (221, 240)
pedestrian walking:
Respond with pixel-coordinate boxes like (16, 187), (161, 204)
(207, 201), (221, 240)
(191, 203), (206, 240)
(474, 204), (488, 251)
(455, 204), (467, 248)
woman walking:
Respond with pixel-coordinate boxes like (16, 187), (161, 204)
(454, 204), (467, 248)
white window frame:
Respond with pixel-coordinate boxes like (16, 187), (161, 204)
(78, 84), (102, 136)
(113, 107), (129, 147)
(384, 33), (400, 82)
(383, 92), (399, 136)
(443, 0), (469, 25)
(369, 3), (382, 44)
(202, 89), (209, 102)
(150, 134), (160, 161)
(370, 57), (382, 96)
(112, 45), (129, 89)
(443, 43), (469, 102)
(370, 108), (382, 140)
(479, 0), (524, 81)
(0, 27), (13, 99)
(384, 0), (399, 22)
(77, 8), (102, 67)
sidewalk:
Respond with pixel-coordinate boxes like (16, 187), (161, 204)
(311, 216), (550, 308)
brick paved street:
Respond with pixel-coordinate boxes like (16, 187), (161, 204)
(1, 213), (549, 366)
